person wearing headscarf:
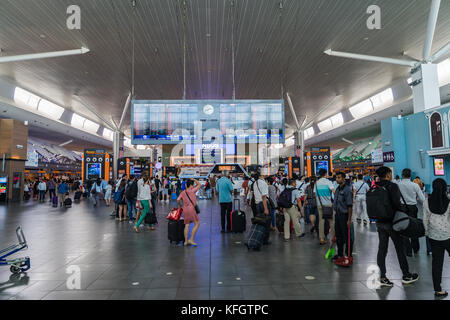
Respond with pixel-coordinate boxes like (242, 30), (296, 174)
(423, 178), (450, 298)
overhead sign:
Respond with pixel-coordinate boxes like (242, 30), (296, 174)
(25, 150), (39, 168)
(383, 151), (395, 163)
(371, 148), (383, 164)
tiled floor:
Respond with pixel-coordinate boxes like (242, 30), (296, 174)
(0, 194), (449, 300)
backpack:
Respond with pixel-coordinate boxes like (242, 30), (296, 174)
(277, 187), (294, 209)
(125, 181), (138, 200)
(366, 185), (394, 222)
(114, 188), (124, 203)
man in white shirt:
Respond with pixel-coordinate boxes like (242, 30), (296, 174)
(353, 174), (370, 225)
(282, 179), (305, 241)
(295, 175), (307, 197)
(38, 179), (47, 203)
(397, 168), (426, 256)
(315, 169), (336, 245)
(249, 172), (271, 245)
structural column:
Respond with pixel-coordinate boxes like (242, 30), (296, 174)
(113, 131), (124, 181)
(294, 130), (305, 176)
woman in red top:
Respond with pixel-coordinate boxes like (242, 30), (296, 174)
(177, 179), (201, 246)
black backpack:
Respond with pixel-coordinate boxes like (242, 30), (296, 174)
(125, 181), (138, 200)
(366, 185), (394, 222)
(277, 187), (294, 209)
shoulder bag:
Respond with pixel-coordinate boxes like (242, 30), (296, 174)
(185, 190), (200, 214)
(316, 184), (334, 219)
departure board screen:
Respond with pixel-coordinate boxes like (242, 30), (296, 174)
(132, 100), (284, 144)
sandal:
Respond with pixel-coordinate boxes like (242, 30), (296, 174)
(320, 239), (327, 245)
(188, 240), (198, 247)
(133, 226), (139, 233)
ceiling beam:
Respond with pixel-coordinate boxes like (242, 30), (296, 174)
(0, 47), (89, 64)
(324, 49), (418, 67)
(118, 93), (132, 131)
(431, 42), (450, 63)
(286, 92), (300, 130)
(423, 0), (441, 62)
(303, 95), (341, 129)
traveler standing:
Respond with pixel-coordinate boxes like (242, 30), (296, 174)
(249, 172), (271, 245)
(177, 179), (202, 246)
(267, 178), (278, 231)
(116, 180), (128, 221)
(125, 175), (138, 224)
(154, 175), (161, 202)
(91, 178), (102, 207)
(315, 169), (335, 245)
(305, 176), (319, 234)
(209, 174), (217, 197)
(353, 174), (370, 225)
(216, 171), (234, 233)
(163, 177), (169, 203)
(373, 166), (419, 287)
(333, 172), (354, 261)
(397, 168), (425, 256)
(38, 179), (47, 203)
(281, 179), (305, 241)
(48, 179), (56, 202)
(57, 180), (69, 207)
(133, 177), (153, 232)
(104, 180), (112, 206)
(33, 180), (39, 200)
(423, 178), (450, 297)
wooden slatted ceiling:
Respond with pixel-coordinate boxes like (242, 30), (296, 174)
(0, 0), (449, 137)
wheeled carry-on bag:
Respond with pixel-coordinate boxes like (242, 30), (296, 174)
(52, 196), (58, 208)
(64, 198), (72, 208)
(74, 191), (82, 201)
(168, 219), (185, 244)
(231, 198), (246, 233)
(245, 223), (266, 251)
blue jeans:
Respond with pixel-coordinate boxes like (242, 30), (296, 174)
(269, 207), (275, 227)
(127, 199), (137, 221)
(39, 190), (46, 202)
(92, 194), (99, 206)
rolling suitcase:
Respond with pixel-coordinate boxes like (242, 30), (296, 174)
(231, 198), (246, 233)
(168, 219), (185, 244)
(52, 196), (58, 208)
(245, 223), (266, 251)
(74, 191), (82, 201)
(64, 198), (72, 208)
(276, 212), (293, 233)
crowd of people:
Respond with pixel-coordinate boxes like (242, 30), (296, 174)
(25, 166), (450, 298)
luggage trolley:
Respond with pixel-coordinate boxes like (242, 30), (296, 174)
(0, 227), (31, 274)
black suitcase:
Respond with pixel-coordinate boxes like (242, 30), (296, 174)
(231, 198), (246, 233)
(64, 198), (72, 208)
(245, 223), (266, 251)
(168, 219), (185, 244)
(74, 191), (82, 200)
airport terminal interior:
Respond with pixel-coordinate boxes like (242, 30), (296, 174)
(0, 0), (450, 302)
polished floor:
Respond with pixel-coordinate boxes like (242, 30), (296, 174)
(0, 193), (449, 300)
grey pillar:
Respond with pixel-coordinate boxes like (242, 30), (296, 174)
(295, 130), (305, 176)
(113, 131), (124, 181)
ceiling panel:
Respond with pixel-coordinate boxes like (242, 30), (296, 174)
(0, 0), (449, 137)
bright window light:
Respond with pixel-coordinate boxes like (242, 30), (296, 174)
(84, 119), (100, 134)
(304, 127), (315, 140)
(124, 137), (132, 147)
(438, 59), (450, 86)
(349, 99), (373, 119)
(14, 87), (40, 109)
(103, 128), (113, 140)
(71, 114), (86, 129)
(371, 88), (394, 109)
(317, 118), (333, 132)
(136, 145), (146, 150)
(38, 99), (65, 119)
(330, 113), (344, 127)
(285, 137), (295, 147)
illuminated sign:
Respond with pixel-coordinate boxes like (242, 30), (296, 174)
(434, 158), (445, 176)
(131, 100), (285, 144)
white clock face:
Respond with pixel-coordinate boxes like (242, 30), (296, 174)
(203, 104), (214, 115)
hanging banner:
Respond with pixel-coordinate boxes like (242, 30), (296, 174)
(25, 150), (39, 168)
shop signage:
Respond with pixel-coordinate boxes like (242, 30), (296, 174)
(25, 150), (39, 168)
(383, 151), (395, 163)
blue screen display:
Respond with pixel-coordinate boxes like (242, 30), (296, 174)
(87, 164), (101, 177)
(132, 100), (285, 145)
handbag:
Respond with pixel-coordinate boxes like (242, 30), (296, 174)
(316, 185), (334, 219)
(167, 207), (183, 221)
(185, 191), (200, 214)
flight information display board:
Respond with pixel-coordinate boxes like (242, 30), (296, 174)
(132, 100), (285, 145)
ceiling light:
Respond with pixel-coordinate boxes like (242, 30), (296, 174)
(37, 99), (65, 119)
(438, 59), (450, 86)
(317, 118), (333, 132)
(349, 99), (373, 119)
(71, 113), (86, 129)
(371, 88), (393, 109)
(330, 113), (344, 127)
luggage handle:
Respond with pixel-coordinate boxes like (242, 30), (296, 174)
(233, 198), (240, 211)
(16, 227), (27, 246)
